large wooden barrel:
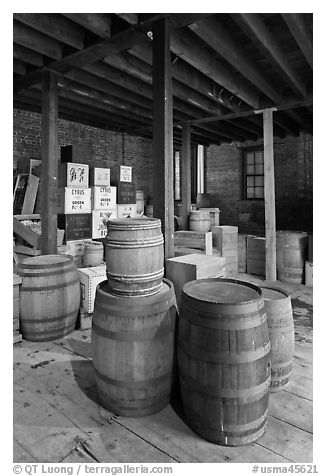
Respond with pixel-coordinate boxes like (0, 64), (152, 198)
(18, 255), (80, 342)
(91, 278), (177, 416)
(276, 231), (308, 283)
(188, 210), (211, 232)
(178, 277), (271, 446)
(105, 218), (164, 296)
(261, 287), (294, 392)
(83, 241), (104, 266)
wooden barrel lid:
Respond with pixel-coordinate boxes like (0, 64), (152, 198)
(107, 218), (161, 229)
(183, 278), (261, 304)
(261, 287), (289, 300)
(19, 254), (73, 268)
(276, 230), (308, 238)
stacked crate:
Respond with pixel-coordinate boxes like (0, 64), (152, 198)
(57, 160), (92, 265)
(90, 167), (117, 239)
(110, 165), (137, 218)
(13, 274), (22, 344)
(211, 225), (238, 277)
(247, 236), (266, 277)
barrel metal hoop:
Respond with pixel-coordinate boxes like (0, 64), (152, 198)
(22, 323), (75, 338)
(105, 238), (164, 249)
(93, 365), (171, 389)
(18, 269), (76, 278)
(179, 372), (271, 400)
(180, 306), (267, 330)
(178, 338), (271, 364)
(21, 277), (80, 292)
(107, 268), (164, 282)
(20, 309), (78, 324)
(107, 221), (161, 231)
(92, 321), (174, 341)
(18, 256), (73, 270)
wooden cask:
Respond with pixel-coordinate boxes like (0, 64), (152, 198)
(92, 278), (177, 416)
(261, 287), (294, 392)
(105, 218), (164, 296)
(83, 241), (104, 266)
(189, 210), (211, 232)
(178, 278), (271, 446)
(276, 231), (308, 284)
(18, 255), (80, 341)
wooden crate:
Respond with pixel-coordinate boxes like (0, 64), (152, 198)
(58, 162), (89, 188)
(211, 225), (238, 252)
(110, 164), (132, 184)
(92, 208), (117, 239)
(78, 264), (107, 314)
(91, 186), (117, 209)
(57, 187), (91, 214)
(174, 231), (212, 255)
(116, 204), (137, 218)
(89, 167), (111, 186)
(76, 310), (93, 330)
(57, 213), (92, 241)
(166, 254), (226, 308)
(238, 234), (248, 273)
(305, 261), (313, 286)
(247, 236), (266, 277)
(116, 182), (136, 204)
(13, 174), (39, 215)
(198, 208), (220, 229)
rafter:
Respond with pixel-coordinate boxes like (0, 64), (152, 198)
(281, 14), (313, 68)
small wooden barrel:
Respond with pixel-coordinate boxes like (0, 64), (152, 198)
(144, 204), (153, 218)
(136, 190), (145, 215)
(276, 231), (308, 283)
(105, 218), (164, 296)
(18, 255), (80, 342)
(188, 210), (211, 232)
(178, 278), (271, 446)
(92, 278), (177, 416)
(83, 241), (104, 267)
(261, 287), (294, 392)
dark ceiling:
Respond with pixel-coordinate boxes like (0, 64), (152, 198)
(13, 13), (313, 147)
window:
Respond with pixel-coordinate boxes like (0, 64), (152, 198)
(244, 149), (264, 199)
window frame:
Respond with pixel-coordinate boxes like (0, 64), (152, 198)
(242, 146), (265, 201)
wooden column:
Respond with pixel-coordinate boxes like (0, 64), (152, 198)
(180, 123), (191, 229)
(152, 19), (174, 258)
(41, 71), (59, 254)
(263, 108), (277, 281)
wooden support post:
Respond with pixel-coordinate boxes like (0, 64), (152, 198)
(263, 108), (277, 281)
(180, 123), (191, 229)
(41, 71), (59, 254)
(152, 19), (174, 258)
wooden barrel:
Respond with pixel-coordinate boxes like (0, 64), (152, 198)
(136, 190), (145, 215)
(144, 204), (153, 218)
(188, 210), (211, 232)
(83, 241), (104, 266)
(178, 277), (271, 446)
(18, 255), (80, 342)
(261, 286), (294, 392)
(276, 231), (308, 283)
(105, 218), (164, 296)
(91, 278), (177, 416)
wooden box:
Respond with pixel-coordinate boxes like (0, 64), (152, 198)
(174, 231), (213, 255)
(57, 213), (92, 241)
(238, 234), (248, 273)
(58, 162), (89, 188)
(78, 264), (107, 314)
(13, 174), (39, 215)
(57, 187), (91, 214)
(60, 144), (90, 164)
(165, 254), (226, 307)
(89, 167), (110, 186)
(247, 236), (266, 277)
(91, 186), (117, 210)
(116, 204), (137, 219)
(211, 225), (238, 252)
(110, 164), (132, 184)
(116, 182), (137, 204)
(58, 239), (92, 266)
(305, 261), (313, 286)
(92, 208), (117, 239)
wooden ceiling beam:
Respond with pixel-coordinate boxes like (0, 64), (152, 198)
(13, 43), (44, 67)
(115, 14), (138, 26)
(233, 13), (307, 98)
(13, 21), (63, 60)
(170, 28), (260, 108)
(13, 58), (27, 76)
(281, 14), (313, 68)
(62, 13), (111, 39)
(13, 13), (86, 50)
(191, 16), (310, 131)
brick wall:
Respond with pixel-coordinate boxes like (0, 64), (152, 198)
(13, 108), (153, 203)
(205, 132), (313, 234)
(14, 108), (313, 233)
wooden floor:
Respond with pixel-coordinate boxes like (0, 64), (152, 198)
(13, 274), (313, 463)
